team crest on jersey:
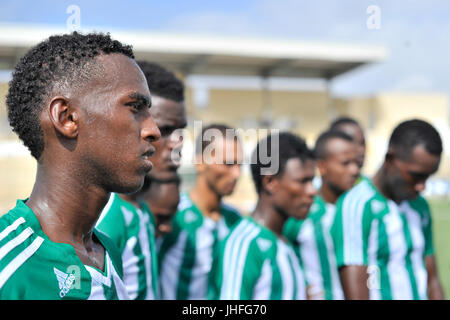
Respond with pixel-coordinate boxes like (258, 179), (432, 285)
(184, 211), (197, 224)
(310, 203), (319, 213)
(54, 267), (76, 298)
(371, 199), (385, 215)
(256, 238), (272, 252)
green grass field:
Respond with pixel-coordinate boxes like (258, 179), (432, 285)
(429, 198), (450, 298)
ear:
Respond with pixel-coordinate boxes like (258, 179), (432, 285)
(48, 96), (79, 139)
(385, 148), (395, 164)
(262, 175), (279, 195)
(195, 154), (206, 174)
(317, 159), (327, 176)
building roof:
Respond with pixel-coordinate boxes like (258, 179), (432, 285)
(0, 23), (387, 79)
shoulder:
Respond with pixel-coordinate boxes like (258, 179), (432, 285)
(0, 208), (46, 295)
(224, 218), (275, 256)
(220, 202), (242, 225)
(336, 178), (379, 214)
(408, 195), (431, 214)
(172, 194), (204, 231)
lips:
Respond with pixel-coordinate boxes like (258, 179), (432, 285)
(141, 147), (156, 171)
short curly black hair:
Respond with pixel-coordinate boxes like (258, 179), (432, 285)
(6, 31), (134, 160)
(251, 132), (315, 194)
(136, 61), (184, 103)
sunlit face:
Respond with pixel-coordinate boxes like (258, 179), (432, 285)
(272, 158), (317, 220)
(147, 96), (187, 182)
(76, 54), (161, 193)
(336, 123), (366, 169)
(385, 145), (440, 202)
(197, 137), (243, 197)
(319, 138), (360, 197)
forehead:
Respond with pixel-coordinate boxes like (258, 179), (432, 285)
(282, 158), (315, 178)
(89, 54), (149, 96)
(404, 145), (440, 170)
(150, 96), (186, 124)
(326, 138), (357, 157)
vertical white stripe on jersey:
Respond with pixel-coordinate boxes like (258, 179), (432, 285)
(343, 182), (376, 265)
(298, 219), (323, 298)
(135, 208), (154, 300)
(277, 240), (294, 300)
(0, 236), (44, 289)
(0, 227), (34, 260)
(189, 218), (215, 299)
(231, 226), (260, 300)
(367, 219), (381, 300)
(0, 217), (25, 242)
(109, 254), (130, 300)
(221, 220), (250, 299)
(322, 204), (344, 300)
(385, 201), (412, 300)
(121, 236), (139, 299)
(252, 259), (272, 299)
(287, 245), (306, 300)
(402, 202), (428, 299)
(160, 230), (188, 300)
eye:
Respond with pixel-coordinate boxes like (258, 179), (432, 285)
(126, 101), (145, 112)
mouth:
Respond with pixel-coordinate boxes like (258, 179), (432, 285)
(141, 148), (156, 170)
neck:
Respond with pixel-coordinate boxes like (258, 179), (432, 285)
(372, 165), (398, 203)
(120, 192), (141, 207)
(252, 196), (287, 236)
(320, 179), (340, 204)
(189, 178), (221, 220)
(26, 161), (109, 247)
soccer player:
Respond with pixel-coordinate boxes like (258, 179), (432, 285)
(209, 132), (316, 300)
(331, 119), (445, 300)
(0, 32), (161, 299)
(283, 130), (360, 300)
(96, 61), (186, 300)
(329, 117), (366, 170)
(158, 124), (243, 300)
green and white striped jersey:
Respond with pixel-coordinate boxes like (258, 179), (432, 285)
(0, 200), (129, 300)
(158, 193), (242, 300)
(96, 193), (159, 300)
(284, 195), (343, 300)
(209, 217), (307, 300)
(331, 176), (435, 300)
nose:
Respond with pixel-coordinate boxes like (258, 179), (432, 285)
(350, 161), (360, 177)
(232, 164), (241, 180)
(142, 116), (161, 143)
(307, 181), (318, 197)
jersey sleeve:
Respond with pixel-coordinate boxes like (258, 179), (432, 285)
(332, 193), (373, 268)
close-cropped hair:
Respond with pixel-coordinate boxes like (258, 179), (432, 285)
(314, 130), (354, 160)
(136, 61), (184, 103)
(194, 123), (238, 156)
(389, 119), (443, 159)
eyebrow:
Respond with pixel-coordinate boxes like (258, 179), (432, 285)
(128, 92), (151, 108)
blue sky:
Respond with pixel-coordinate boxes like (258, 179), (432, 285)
(0, 0), (449, 98)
